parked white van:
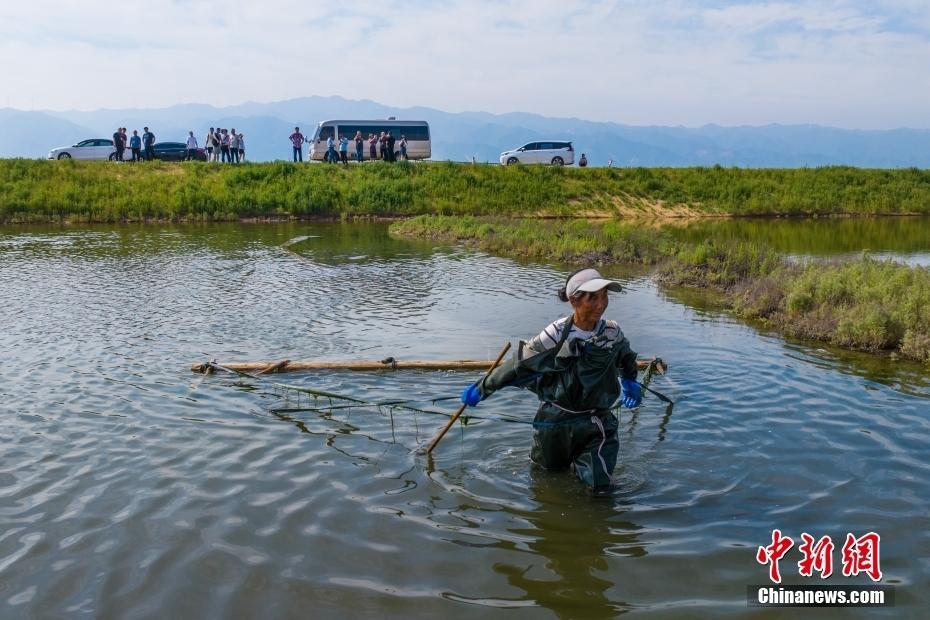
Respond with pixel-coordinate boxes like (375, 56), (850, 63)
(309, 120), (431, 161)
(499, 141), (574, 166)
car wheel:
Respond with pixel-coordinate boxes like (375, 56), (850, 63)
(551, 157), (564, 166)
(108, 153), (117, 161)
(506, 157), (519, 165)
(57, 153), (71, 160)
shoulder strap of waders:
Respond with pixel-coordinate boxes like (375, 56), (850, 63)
(517, 314), (574, 362)
(556, 314), (574, 351)
(501, 314), (576, 392)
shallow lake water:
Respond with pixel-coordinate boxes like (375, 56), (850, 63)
(1, 221), (928, 618)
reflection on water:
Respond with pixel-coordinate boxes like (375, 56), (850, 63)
(1, 221), (928, 618)
(668, 216), (930, 266)
(490, 473), (641, 618)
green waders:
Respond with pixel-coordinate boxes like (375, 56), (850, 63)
(479, 315), (639, 492)
(531, 403), (620, 490)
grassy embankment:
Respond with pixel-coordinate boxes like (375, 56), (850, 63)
(2, 159), (930, 223)
(390, 216), (930, 364)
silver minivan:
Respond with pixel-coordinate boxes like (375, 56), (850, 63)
(499, 141), (574, 166)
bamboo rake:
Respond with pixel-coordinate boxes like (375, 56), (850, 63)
(425, 342), (512, 455)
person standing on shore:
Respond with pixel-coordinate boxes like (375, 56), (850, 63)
(142, 127), (156, 161)
(211, 129), (221, 161)
(326, 134), (337, 164)
(205, 128), (215, 162)
(386, 131), (396, 162)
(229, 129), (240, 164)
(238, 133), (245, 162)
(129, 130), (142, 162)
(112, 127), (125, 161)
(185, 131), (199, 161)
(289, 127), (304, 162)
(399, 135), (408, 160)
(378, 131), (387, 160)
(219, 129), (230, 163)
(578, 153), (588, 168)
(459, 268), (642, 493)
(354, 131), (364, 163)
(338, 134), (349, 165)
(368, 133), (377, 160)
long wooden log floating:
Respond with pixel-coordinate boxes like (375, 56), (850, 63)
(190, 358), (667, 374)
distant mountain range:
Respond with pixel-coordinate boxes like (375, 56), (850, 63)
(2, 96), (929, 167)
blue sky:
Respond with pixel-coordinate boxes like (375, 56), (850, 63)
(1, 0), (928, 128)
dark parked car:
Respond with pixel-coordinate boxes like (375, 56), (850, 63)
(111, 141), (206, 161)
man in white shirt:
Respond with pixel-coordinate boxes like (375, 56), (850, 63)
(185, 131), (199, 161)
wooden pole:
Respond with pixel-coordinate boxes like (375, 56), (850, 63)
(425, 342), (512, 455)
(255, 359), (291, 375)
(191, 358), (663, 374)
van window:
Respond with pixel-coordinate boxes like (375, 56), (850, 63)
(337, 125), (362, 139)
(402, 125), (430, 141)
(522, 143), (538, 151)
(318, 125), (335, 141)
(339, 125), (429, 141)
(539, 142), (554, 150)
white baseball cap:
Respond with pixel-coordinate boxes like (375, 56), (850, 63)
(565, 268), (622, 298)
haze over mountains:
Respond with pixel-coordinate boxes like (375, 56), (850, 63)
(2, 96), (929, 167)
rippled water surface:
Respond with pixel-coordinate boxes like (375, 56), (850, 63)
(1, 222), (928, 618)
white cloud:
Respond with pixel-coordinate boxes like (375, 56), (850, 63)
(0, 0), (928, 128)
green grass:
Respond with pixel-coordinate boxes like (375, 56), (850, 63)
(2, 159), (930, 223)
(391, 215), (676, 264)
(392, 215), (930, 363)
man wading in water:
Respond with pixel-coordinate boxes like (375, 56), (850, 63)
(460, 268), (642, 492)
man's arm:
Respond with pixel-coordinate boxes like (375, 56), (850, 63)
(477, 319), (567, 398)
(477, 349), (539, 397)
(615, 334), (639, 380)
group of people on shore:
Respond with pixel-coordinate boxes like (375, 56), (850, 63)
(111, 127), (156, 162)
(110, 126), (245, 162)
(203, 128), (245, 163)
(288, 127), (408, 163)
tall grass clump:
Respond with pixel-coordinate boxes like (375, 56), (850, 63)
(661, 248), (930, 362)
(658, 238), (784, 290)
(391, 215), (674, 264)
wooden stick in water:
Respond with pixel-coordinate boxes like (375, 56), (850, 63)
(425, 342), (512, 455)
(255, 359), (290, 375)
(190, 358), (662, 373)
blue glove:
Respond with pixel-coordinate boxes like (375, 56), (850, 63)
(461, 383), (483, 407)
(620, 378), (642, 409)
